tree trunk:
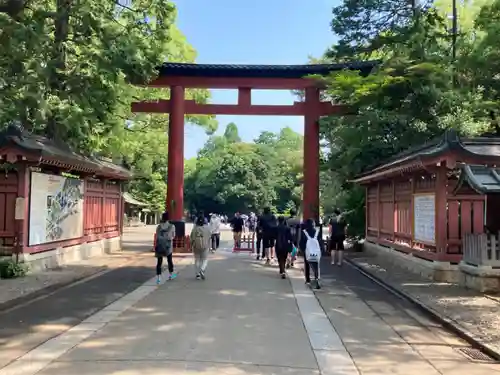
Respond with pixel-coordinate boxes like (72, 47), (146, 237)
(46, 0), (72, 141)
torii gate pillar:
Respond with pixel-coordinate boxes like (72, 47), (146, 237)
(167, 85), (185, 220)
(303, 87), (320, 222)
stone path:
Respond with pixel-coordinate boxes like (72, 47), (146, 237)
(1, 245), (499, 374)
(347, 252), (500, 359)
(0, 226), (158, 309)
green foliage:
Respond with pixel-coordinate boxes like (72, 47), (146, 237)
(0, 1), (218, 212)
(0, 259), (28, 279)
(319, 0), (500, 235)
(185, 124), (303, 215)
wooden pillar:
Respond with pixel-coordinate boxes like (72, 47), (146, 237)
(167, 85), (185, 221)
(410, 176), (415, 248)
(376, 182), (381, 239)
(101, 180), (107, 234)
(303, 87), (320, 222)
(435, 165), (448, 255)
(392, 180), (396, 241)
(118, 182), (124, 235)
(16, 165), (30, 255)
(365, 186), (369, 239)
(238, 88), (251, 107)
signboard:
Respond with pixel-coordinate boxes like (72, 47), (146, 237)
(413, 193), (436, 244)
(29, 172), (84, 246)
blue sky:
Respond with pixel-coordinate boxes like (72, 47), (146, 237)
(173, 0), (339, 158)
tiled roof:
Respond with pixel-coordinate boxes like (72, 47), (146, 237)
(458, 164), (500, 193)
(123, 192), (147, 206)
(157, 61), (381, 79)
(0, 125), (132, 179)
(354, 129), (500, 182)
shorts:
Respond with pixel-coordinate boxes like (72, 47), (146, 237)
(263, 234), (275, 249)
(330, 235), (345, 251)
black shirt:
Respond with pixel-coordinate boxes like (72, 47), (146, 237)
(259, 214), (277, 235)
(330, 215), (347, 237)
(231, 217), (244, 232)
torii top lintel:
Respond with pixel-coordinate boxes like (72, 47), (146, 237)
(143, 60), (380, 90)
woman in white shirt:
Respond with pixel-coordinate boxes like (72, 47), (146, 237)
(209, 214), (221, 252)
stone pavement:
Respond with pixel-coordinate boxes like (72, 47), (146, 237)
(347, 252), (500, 359)
(0, 226), (162, 309)
(2, 247), (500, 374)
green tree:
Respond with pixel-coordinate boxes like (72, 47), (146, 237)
(318, 2), (497, 235)
(223, 122), (242, 143)
(185, 124), (303, 215)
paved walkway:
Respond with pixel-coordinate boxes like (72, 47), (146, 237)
(0, 226), (162, 309)
(2, 244), (500, 374)
(347, 252), (500, 358)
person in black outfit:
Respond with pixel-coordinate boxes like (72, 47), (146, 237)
(299, 218), (322, 289)
(275, 216), (293, 278)
(259, 207), (277, 264)
(230, 212), (245, 248)
(286, 208), (301, 268)
(255, 212), (264, 260)
(329, 208), (348, 266)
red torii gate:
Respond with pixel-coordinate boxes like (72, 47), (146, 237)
(132, 62), (377, 222)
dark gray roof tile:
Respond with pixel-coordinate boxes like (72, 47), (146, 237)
(157, 61), (381, 79)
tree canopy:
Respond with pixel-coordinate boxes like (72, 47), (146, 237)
(318, 0), (500, 234)
(0, 1), (217, 212)
(184, 124), (303, 216)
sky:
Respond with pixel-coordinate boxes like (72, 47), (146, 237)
(173, 0), (339, 158)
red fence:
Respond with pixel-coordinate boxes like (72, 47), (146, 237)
(366, 173), (485, 260)
(84, 180), (121, 236)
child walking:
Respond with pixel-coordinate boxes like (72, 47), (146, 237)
(190, 215), (211, 280)
(154, 212), (176, 284)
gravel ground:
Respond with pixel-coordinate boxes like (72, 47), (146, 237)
(348, 251), (500, 356)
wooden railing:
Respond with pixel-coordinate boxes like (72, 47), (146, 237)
(463, 233), (500, 268)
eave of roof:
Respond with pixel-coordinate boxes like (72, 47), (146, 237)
(456, 164), (500, 194)
(157, 61), (381, 79)
(352, 130), (500, 184)
(0, 126), (132, 180)
(123, 192), (148, 206)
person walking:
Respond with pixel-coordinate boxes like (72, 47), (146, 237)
(209, 213), (221, 252)
(154, 212), (176, 284)
(286, 208), (301, 269)
(299, 218), (322, 289)
(190, 215), (211, 280)
(329, 208), (348, 266)
(275, 216), (293, 279)
(255, 212), (264, 260)
(260, 207), (277, 265)
(230, 212), (245, 248)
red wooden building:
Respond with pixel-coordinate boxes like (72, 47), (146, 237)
(0, 125), (131, 270)
(353, 130), (500, 282)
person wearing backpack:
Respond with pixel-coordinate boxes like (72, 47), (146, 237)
(299, 218), (322, 290)
(154, 211), (176, 284)
(275, 216), (293, 279)
(190, 215), (211, 280)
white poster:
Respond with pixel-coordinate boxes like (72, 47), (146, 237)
(29, 172), (84, 246)
(413, 193), (436, 244)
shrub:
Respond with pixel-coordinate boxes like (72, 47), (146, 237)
(0, 259), (28, 279)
